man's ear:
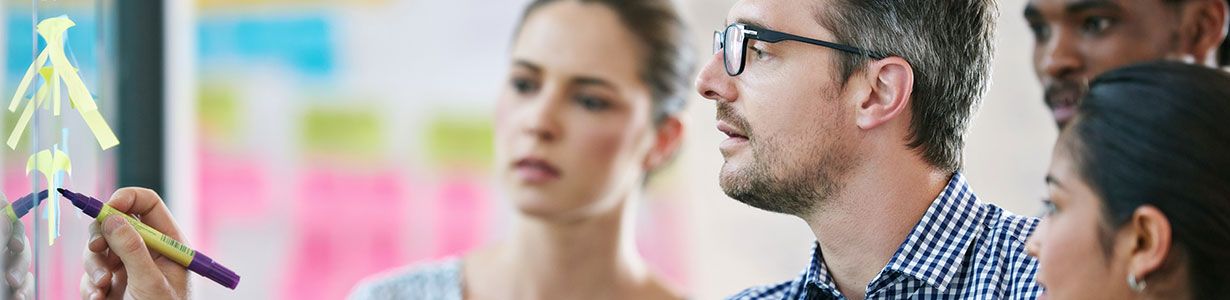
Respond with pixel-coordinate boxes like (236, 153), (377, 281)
(643, 115), (684, 172)
(1120, 205), (1173, 282)
(855, 57), (914, 130)
(1178, 0), (1228, 64)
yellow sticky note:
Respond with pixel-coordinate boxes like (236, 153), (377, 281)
(40, 16), (115, 149)
(26, 149), (70, 245)
(52, 67), (61, 116)
(6, 15), (119, 150)
(43, 18), (98, 113)
(8, 51), (49, 113)
(26, 149), (72, 184)
(81, 110), (119, 150)
(6, 69), (54, 149)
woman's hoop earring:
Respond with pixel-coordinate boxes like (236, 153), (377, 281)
(1127, 273), (1147, 293)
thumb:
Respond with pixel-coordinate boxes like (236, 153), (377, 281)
(100, 215), (164, 287)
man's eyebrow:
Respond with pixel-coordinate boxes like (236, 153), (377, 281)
(733, 17), (771, 30)
(1024, 4), (1042, 20)
(1065, 0), (1122, 14)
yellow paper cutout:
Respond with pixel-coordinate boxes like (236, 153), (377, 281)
(26, 149), (71, 244)
(6, 68), (55, 148)
(6, 15), (119, 150)
(9, 51), (49, 112)
(52, 64), (61, 116)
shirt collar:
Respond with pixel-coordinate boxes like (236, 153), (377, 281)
(803, 172), (988, 296)
(882, 172), (988, 291)
(802, 242), (839, 299)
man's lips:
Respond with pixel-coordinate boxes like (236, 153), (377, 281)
(717, 121), (749, 154)
(717, 121), (748, 139)
(1046, 84), (1084, 125)
(512, 157), (560, 183)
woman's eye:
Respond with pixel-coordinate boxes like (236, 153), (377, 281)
(575, 95), (610, 111)
(511, 77), (538, 94)
(1082, 16), (1113, 35)
(1040, 198), (1058, 217)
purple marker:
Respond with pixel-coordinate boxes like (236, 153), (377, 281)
(3, 190), (50, 220)
(57, 188), (240, 289)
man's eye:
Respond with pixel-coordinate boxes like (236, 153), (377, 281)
(1028, 22), (1051, 42)
(751, 46), (768, 59)
(1082, 16), (1113, 35)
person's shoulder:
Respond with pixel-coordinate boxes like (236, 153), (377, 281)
(973, 202), (1043, 298)
(723, 272), (811, 300)
(725, 279), (797, 300)
(979, 202), (1039, 246)
(347, 257), (463, 300)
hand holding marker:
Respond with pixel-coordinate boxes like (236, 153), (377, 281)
(0, 190), (47, 298)
(58, 188), (240, 289)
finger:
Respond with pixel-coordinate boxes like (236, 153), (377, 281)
(5, 242), (27, 290)
(95, 272), (112, 290)
(83, 249), (112, 289)
(88, 222), (109, 253)
(105, 188), (184, 242)
(8, 236), (29, 274)
(79, 274), (96, 300)
(108, 268), (125, 297)
(98, 215), (163, 288)
(5, 270), (26, 289)
(103, 250), (122, 271)
(16, 272), (31, 300)
(4, 272), (14, 289)
(89, 236), (108, 254)
(0, 219), (10, 254)
(7, 236), (21, 256)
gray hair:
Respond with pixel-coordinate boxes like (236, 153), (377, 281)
(818, 0), (998, 172)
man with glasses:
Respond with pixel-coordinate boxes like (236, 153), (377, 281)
(696, 0), (1042, 299)
(1024, 0), (1228, 127)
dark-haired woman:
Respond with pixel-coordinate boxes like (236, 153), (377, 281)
(1026, 61), (1230, 300)
(349, 0), (693, 299)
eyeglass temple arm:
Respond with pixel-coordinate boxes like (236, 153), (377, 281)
(752, 29), (887, 60)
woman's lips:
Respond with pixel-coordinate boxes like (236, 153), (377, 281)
(513, 157), (561, 183)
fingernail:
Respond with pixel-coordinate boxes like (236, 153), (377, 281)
(103, 216), (124, 234)
(8, 269), (21, 285)
(91, 269), (106, 284)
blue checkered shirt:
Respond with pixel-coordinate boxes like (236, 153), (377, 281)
(729, 173), (1042, 300)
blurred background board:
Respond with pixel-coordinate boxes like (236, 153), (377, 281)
(0, 0), (1060, 299)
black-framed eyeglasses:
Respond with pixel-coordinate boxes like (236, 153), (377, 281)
(713, 23), (887, 76)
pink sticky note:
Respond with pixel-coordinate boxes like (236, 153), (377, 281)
(196, 146), (270, 250)
(431, 173), (490, 257)
(282, 166), (410, 300)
